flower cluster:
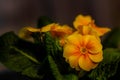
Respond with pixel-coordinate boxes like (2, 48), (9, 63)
(18, 14), (111, 71)
(63, 15), (110, 71)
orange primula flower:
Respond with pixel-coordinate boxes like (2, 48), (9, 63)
(73, 14), (111, 36)
(74, 25), (96, 35)
(91, 21), (111, 36)
(74, 25), (101, 41)
(41, 23), (73, 38)
(18, 26), (41, 41)
(63, 33), (103, 71)
(41, 23), (73, 46)
(73, 14), (92, 28)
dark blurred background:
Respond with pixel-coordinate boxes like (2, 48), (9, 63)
(0, 0), (117, 35)
(0, 0), (120, 79)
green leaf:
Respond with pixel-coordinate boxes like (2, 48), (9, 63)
(0, 31), (18, 47)
(44, 32), (75, 80)
(1, 47), (42, 79)
(0, 32), (43, 79)
(44, 32), (70, 73)
(88, 48), (120, 80)
(10, 46), (40, 64)
(48, 55), (63, 80)
(43, 32), (63, 80)
(0, 31), (19, 61)
(63, 74), (78, 80)
(22, 65), (41, 79)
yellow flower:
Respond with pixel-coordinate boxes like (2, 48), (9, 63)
(73, 25), (101, 41)
(40, 23), (54, 32)
(41, 23), (73, 37)
(73, 14), (111, 36)
(41, 23), (73, 46)
(74, 25), (96, 35)
(73, 15), (92, 28)
(91, 22), (111, 36)
(63, 33), (103, 71)
(18, 26), (41, 41)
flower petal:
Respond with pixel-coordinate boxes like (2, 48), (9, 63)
(66, 33), (82, 46)
(77, 26), (91, 35)
(63, 44), (79, 58)
(51, 25), (73, 38)
(83, 35), (102, 53)
(18, 27), (40, 38)
(41, 23), (56, 32)
(73, 15), (92, 30)
(92, 23), (111, 36)
(78, 54), (98, 71)
(96, 27), (111, 36)
(68, 54), (80, 69)
(88, 51), (103, 63)
(26, 27), (41, 32)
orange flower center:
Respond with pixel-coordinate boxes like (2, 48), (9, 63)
(80, 47), (87, 54)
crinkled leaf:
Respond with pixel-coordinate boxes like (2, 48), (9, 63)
(0, 32), (43, 79)
(44, 32), (70, 73)
(0, 31), (47, 62)
(48, 55), (63, 80)
(0, 31), (18, 47)
(44, 32), (63, 80)
(88, 48), (120, 80)
(44, 32), (76, 80)
(0, 47), (42, 79)
(63, 74), (78, 80)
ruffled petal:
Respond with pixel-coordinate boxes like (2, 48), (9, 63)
(51, 25), (73, 38)
(63, 44), (79, 58)
(68, 54), (80, 69)
(25, 27), (41, 32)
(41, 23), (56, 32)
(95, 27), (111, 36)
(18, 27), (40, 39)
(66, 33), (82, 46)
(88, 51), (103, 63)
(78, 54), (98, 71)
(83, 35), (102, 54)
(92, 23), (111, 36)
(73, 15), (92, 30)
(77, 26), (92, 35)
